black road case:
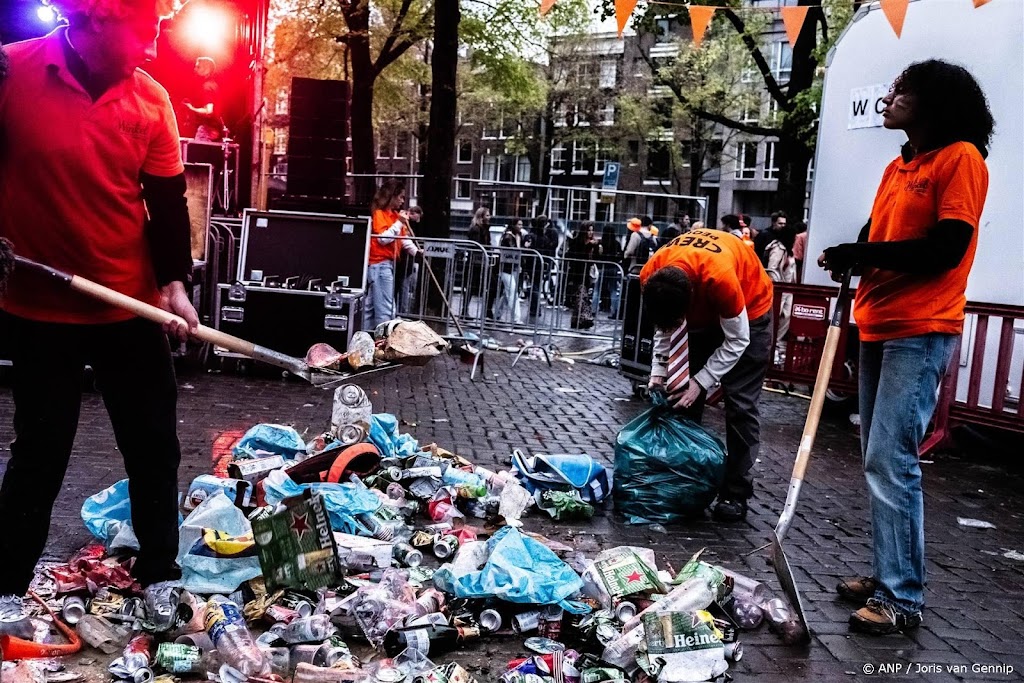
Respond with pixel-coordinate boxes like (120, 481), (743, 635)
(619, 271), (656, 395)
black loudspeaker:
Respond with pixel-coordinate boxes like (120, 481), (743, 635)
(286, 78), (349, 199)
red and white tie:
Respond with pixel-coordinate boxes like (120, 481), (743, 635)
(665, 321), (690, 395)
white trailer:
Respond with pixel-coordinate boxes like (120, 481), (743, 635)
(804, 0), (1024, 411)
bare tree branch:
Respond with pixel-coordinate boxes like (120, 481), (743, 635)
(720, 8), (792, 111)
(690, 107), (783, 137)
(377, 0), (416, 66)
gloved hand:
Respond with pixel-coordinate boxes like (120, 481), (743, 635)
(819, 243), (859, 281)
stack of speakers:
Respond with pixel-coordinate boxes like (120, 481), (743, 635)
(286, 77), (349, 200)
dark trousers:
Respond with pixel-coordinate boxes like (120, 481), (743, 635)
(0, 314), (182, 594)
(682, 311), (772, 502)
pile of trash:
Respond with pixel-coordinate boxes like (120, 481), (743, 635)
(7, 384), (803, 683)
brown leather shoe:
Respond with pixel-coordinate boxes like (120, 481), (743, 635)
(836, 576), (878, 604)
(849, 599), (922, 635)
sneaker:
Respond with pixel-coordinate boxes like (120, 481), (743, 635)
(0, 594), (35, 639)
(849, 598), (922, 635)
(712, 498), (748, 522)
(143, 580), (184, 632)
(836, 576), (878, 605)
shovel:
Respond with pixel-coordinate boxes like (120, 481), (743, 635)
(771, 269), (852, 644)
(0, 242), (371, 388)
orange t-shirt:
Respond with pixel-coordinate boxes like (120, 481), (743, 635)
(854, 142), (988, 342)
(368, 209), (409, 265)
(639, 229), (773, 329)
(0, 29), (185, 324)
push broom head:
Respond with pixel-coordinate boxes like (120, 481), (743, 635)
(0, 237), (15, 297)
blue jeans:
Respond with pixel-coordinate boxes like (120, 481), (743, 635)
(859, 333), (958, 615)
(364, 260), (395, 330)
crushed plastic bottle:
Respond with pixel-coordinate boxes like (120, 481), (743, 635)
(204, 596), (269, 676)
(277, 615), (336, 644)
(731, 597), (765, 630)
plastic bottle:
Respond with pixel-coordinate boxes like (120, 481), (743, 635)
(619, 576), (717, 633)
(381, 623), (481, 657)
(731, 597), (764, 630)
(719, 567), (771, 604)
(204, 595), (269, 676)
(441, 466), (486, 492)
(277, 615), (336, 644)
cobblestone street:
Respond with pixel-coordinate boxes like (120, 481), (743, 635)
(1, 351), (1022, 682)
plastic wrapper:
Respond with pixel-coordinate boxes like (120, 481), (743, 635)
(352, 569), (416, 647)
(233, 424), (307, 460)
(377, 320), (449, 365)
(346, 332), (376, 370)
(432, 527), (584, 612)
(177, 491), (263, 594)
(81, 479), (134, 544)
(536, 490), (594, 520)
(612, 396), (726, 524)
(261, 470), (381, 535)
(636, 611), (727, 682)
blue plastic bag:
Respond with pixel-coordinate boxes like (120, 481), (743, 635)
(262, 470), (381, 535)
(178, 491), (262, 593)
(368, 414), (419, 458)
(81, 479), (132, 541)
(432, 527), (585, 612)
(233, 424), (306, 460)
(511, 451), (611, 504)
(613, 396), (726, 524)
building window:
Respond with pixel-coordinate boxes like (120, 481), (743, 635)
(554, 102), (568, 127)
(482, 113), (504, 139)
(763, 141), (780, 180)
(627, 140), (640, 165)
(394, 132), (410, 159)
(274, 88), (289, 116)
(771, 41), (793, 83)
(597, 200), (615, 223)
(481, 154), (498, 181)
(571, 141), (588, 173)
(646, 140), (671, 179)
(594, 143), (610, 174)
(576, 62), (594, 86)
(767, 97), (782, 125)
(516, 156), (531, 183)
(735, 142), (757, 180)
(273, 128), (288, 156)
(598, 103), (615, 126)
(741, 98), (760, 124)
(455, 173), (471, 199)
(549, 189), (566, 219)
(457, 140), (472, 164)
(376, 136), (391, 159)
(654, 16), (679, 43)
(573, 100), (589, 127)
(551, 144), (566, 173)
(570, 190), (589, 220)
(498, 155), (516, 182)
(599, 61), (617, 89)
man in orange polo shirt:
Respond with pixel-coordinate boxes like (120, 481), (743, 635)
(0, 0), (197, 634)
(640, 228), (774, 521)
(820, 60), (992, 636)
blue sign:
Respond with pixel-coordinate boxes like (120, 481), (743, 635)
(601, 162), (621, 201)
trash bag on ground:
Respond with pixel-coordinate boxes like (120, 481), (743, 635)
(613, 396), (726, 524)
(511, 450), (611, 504)
(432, 526), (584, 612)
(368, 413), (419, 458)
(261, 470), (381, 535)
(177, 490), (262, 594)
(81, 478), (133, 543)
(233, 423), (307, 460)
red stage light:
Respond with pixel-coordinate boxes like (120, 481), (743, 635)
(182, 4), (233, 52)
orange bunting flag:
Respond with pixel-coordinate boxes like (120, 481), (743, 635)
(780, 6), (810, 48)
(539, 0), (556, 16)
(688, 5), (715, 48)
(615, 0), (639, 36)
(973, 0), (992, 6)
(880, 0), (910, 38)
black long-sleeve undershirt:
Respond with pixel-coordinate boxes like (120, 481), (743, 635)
(823, 219), (974, 275)
(141, 172), (193, 287)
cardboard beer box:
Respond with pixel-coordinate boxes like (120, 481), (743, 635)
(252, 491), (341, 591)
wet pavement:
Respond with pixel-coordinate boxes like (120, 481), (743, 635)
(1, 349), (1022, 682)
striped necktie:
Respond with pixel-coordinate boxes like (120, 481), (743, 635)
(665, 321), (690, 395)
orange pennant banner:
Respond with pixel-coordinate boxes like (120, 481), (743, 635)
(780, 6), (810, 48)
(615, 0), (638, 36)
(880, 0), (910, 38)
(539, 0), (556, 16)
(973, 0), (992, 6)
(688, 5), (715, 48)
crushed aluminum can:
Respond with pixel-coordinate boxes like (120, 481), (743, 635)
(523, 637), (565, 654)
(227, 455), (286, 483)
(279, 593), (315, 617)
(154, 643), (202, 674)
(580, 667), (630, 683)
(62, 595), (87, 624)
(432, 534), (459, 560)
(409, 531), (435, 548)
(724, 641), (743, 662)
(264, 604), (300, 625)
(511, 610), (541, 635)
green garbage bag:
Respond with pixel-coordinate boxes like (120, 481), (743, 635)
(613, 396), (726, 524)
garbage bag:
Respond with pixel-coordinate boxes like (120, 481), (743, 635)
(511, 450), (611, 504)
(262, 470), (381, 535)
(177, 490), (262, 593)
(233, 423), (307, 460)
(81, 479), (133, 543)
(613, 396), (726, 524)
(368, 414), (419, 459)
(432, 526), (585, 612)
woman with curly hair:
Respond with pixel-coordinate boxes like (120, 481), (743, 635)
(819, 60), (994, 636)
